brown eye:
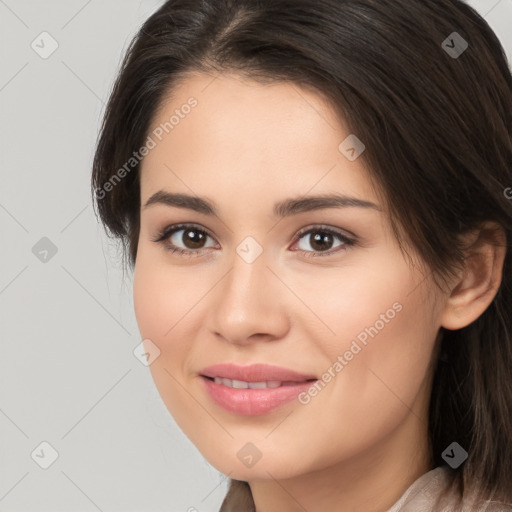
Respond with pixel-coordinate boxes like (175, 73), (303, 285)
(152, 223), (356, 259)
(178, 228), (208, 249)
(152, 223), (217, 256)
(292, 226), (356, 258)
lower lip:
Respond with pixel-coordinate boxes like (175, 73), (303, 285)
(200, 376), (317, 415)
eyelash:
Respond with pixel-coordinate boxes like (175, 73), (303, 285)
(151, 223), (357, 259)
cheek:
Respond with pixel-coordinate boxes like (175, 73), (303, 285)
(133, 264), (167, 337)
(133, 250), (195, 339)
(332, 293), (436, 409)
(133, 249), (209, 382)
(274, 284), (437, 473)
(290, 250), (420, 355)
(133, 257), (202, 428)
(296, 253), (437, 425)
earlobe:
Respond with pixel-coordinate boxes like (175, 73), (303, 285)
(440, 222), (507, 331)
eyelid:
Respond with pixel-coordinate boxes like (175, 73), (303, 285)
(295, 223), (356, 241)
(153, 222), (212, 239)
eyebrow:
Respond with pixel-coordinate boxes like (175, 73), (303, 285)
(143, 190), (381, 217)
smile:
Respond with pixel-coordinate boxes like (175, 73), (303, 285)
(200, 375), (318, 415)
(211, 377), (301, 389)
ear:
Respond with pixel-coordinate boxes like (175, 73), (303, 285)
(440, 221), (507, 331)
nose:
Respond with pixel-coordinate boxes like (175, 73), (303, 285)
(207, 249), (290, 346)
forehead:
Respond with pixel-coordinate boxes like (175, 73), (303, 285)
(140, 72), (378, 208)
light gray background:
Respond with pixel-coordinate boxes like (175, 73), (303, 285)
(0, 1), (511, 511)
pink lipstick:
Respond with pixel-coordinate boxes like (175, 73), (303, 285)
(199, 363), (318, 415)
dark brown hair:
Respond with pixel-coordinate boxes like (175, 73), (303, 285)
(91, 0), (512, 509)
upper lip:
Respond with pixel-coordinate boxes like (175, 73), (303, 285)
(200, 363), (317, 382)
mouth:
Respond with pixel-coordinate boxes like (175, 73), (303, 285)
(201, 375), (317, 389)
(198, 363), (319, 415)
(199, 362), (317, 383)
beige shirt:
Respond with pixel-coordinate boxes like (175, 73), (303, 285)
(387, 465), (512, 512)
(220, 465), (512, 511)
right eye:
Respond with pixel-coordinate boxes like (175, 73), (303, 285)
(152, 223), (218, 257)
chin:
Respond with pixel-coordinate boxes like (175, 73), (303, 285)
(197, 444), (307, 482)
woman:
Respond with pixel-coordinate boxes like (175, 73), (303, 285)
(91, 0), (512, 510)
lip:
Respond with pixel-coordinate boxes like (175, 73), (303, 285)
(200, 363), (317, 382)
(199, 363), (318, 415)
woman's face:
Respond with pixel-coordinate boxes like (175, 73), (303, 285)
(133, 72), (445, 481)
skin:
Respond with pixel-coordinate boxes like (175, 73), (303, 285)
(133, 72), (506, 512)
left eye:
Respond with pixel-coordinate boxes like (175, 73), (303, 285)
(292, 227), (355, 257)
(152, 223), (356, 258)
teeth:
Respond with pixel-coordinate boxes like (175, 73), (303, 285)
(212, 377), (285, 389)
(248, 381), (267, 389)
(231, 379), (249, 389)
